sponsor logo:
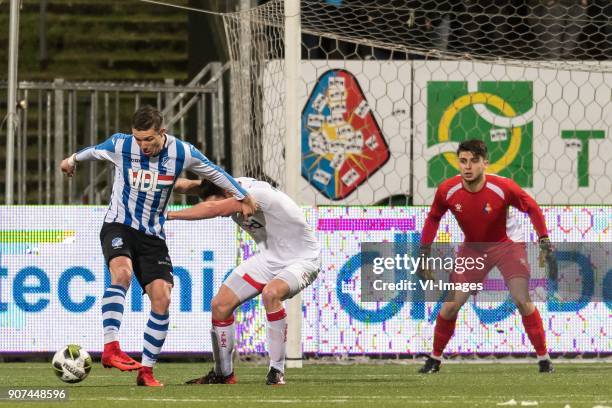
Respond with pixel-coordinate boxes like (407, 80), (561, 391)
(302, 69), (390, 200)
(427, 81), (533, 187)
(111, 237), (123, 249)
(129, 169), (174, 192)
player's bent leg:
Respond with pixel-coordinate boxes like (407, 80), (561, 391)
(101, 256), (142, 372)
(419, 290), (471, 374)
(136, 279), (172, 387)
(262, 279), (291, 385)
(210, 285), (241, 382)
(187, 280), (257, 385)
(211, 284), (242, 321)
(109, 256), (133, 288)
(262, 278), (291, 312)
(507, 277), (553, 372)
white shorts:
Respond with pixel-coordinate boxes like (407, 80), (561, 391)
(224, 252), (320, 302)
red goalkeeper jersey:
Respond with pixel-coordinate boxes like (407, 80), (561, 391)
(421, 174), (548, 243)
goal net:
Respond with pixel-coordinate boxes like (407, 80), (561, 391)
(223, 0), (611, 206)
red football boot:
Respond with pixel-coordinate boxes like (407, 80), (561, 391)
(101, 341), (142, 371)
(137, 366), (163, 387)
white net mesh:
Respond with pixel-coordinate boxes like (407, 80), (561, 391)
(223, 0), (611, 205)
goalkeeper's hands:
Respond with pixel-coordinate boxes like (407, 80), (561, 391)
(538, 236), (558, 280)
(416, 244), (434, 281)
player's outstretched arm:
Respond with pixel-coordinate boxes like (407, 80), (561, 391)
(417, 188), (448, 281)
(167, 198), (242, 221)
(183, 144), (258, 217)
(506, 179), (548, 239)
(60, 135), (121, 177)
(421, 187), (448, 245)
(173, 178), (203, 195)
(506, 179), (557, 278)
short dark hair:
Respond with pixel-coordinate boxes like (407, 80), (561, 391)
(457, 139), (488, 160)
(199, 179), (225, 201)
(132, 105), (163, 131)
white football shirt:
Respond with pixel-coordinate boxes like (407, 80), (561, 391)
(230, 178), (320, 264)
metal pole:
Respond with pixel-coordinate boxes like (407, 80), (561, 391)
(20, 89), (28, 203)
(89, 91), (98, 203)
(54, 78), (65, 203)
(164, 78), (175, 134)
(211, 63), (222, 165)
(216, 62), (226, 164)
(45, 91), (51, 204)
(16, 89), (22, 203)
(37, 91), (43, 203)
(68, 91), (74, 203)
(5, 0), (21, 204)
(284, 0), (302, 369)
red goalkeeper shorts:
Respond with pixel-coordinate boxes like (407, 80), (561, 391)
(451, 242), (531, 284)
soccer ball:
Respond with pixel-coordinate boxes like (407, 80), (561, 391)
(52, 345), (92, 383)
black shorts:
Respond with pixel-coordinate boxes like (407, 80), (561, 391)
(100, 222), (174, 290)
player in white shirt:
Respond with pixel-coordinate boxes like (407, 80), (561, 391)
(168, 177), (321, 385)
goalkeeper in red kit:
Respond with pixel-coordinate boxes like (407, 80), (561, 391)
(418, 139), (557, 374)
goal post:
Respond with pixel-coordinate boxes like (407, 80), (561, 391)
(283, 0), (303, 369)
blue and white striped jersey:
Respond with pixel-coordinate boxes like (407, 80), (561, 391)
(75, 133), (247, 239)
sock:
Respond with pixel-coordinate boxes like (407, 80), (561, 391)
(142, 311), (170, 367)
(102, 284), (127, 344)
(211, 316), (235, 376)
(522, 308), (548, 358)
(432, 314), (457, 358)
(266, 308), (287, 373)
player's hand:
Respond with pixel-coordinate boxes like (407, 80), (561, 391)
(538, 236), (558, 280)
(60, 154), (77, 177)
(415, 244), (434, 281)
(240, 195), (258, 218)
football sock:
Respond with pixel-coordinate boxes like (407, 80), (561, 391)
(266, 308), (287, 373)
(432, 314), (457, 359)
(102, 284), (127, 344)
(212, 316), (235, 376)
(142, 311), (169, 367)
(522, 308), (549, 358)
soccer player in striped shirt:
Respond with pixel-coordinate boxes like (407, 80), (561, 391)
(60, 105), (257, 386)
(417, 139), (556, 374)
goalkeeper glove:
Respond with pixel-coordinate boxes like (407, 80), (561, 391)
(416, 244), (434, 281)
(538, 236), (558, 280)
